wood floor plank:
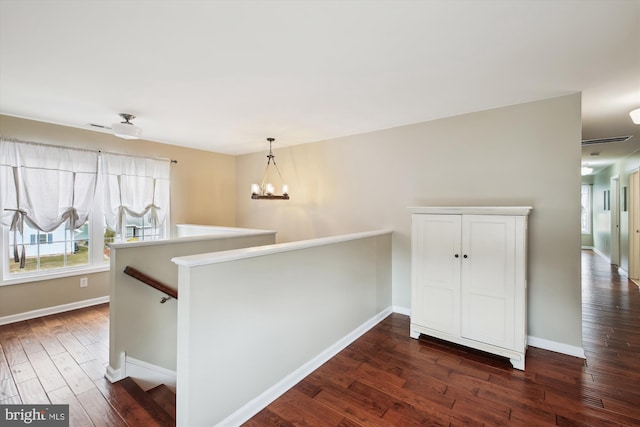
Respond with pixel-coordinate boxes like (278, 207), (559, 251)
(17, 332), (46, 355)
(311, 385), (390, 427)
(0, 333), (28, 366)
(16, 377), (49, 404)
(9, 320), (33, 336)
(50, 352), (96, 396)
(55, 332), (97, 364)
(84, 341), (109, 365)
(28, 349), (68, 392)
(0, 377), (19, 401)
(10, 360), (37, 383)
(48, 385), (94, 427)
(147, 384), (177, 421)
(76, 387), (127, 427)
(278, 388), (346, 425)
(0, 394), (22, 404)
(95, 379), (165, 427)
(28, 325), (68, 357)
(78, 359), (109, 382)
(243, 408), (296, 427)
(116, 377), (174, 427)
(0, 354), (13, 381)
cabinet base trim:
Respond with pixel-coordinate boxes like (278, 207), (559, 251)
(410, 323), (525, 370)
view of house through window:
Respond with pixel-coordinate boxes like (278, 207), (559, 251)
(8, 221), (90, 273)
(102, 212), (165, 261)
(124, 211), (164, 241)
(8, 214), (167, 274)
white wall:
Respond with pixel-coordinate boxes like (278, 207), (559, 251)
(236, 94), (584, 349)
(108, 230), (276, 376)
(173, 231), (392, 426)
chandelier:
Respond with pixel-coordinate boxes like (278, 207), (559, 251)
(251, 138), (289, 200)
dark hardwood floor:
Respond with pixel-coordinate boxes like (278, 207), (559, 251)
(244, 250), (640, 426)
(1, 250), (638, 426)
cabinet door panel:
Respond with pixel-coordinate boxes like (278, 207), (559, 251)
(461, 215), (516, 349)
(411, 214), (461, 335)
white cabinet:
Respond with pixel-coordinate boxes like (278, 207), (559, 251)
(409, 206), (531, 370)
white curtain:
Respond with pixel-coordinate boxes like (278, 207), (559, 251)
(0, 139), (99, 233)
(102, 153), (170, 236)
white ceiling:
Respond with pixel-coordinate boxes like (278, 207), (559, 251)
(1, 0), (639, 172)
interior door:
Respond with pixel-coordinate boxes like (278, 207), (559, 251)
(411, 214), (461, 335)
(460, 215), (516, 349)
(611, 176), (620, 266)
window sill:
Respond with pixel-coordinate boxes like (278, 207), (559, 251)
(1, 264), (110, 286)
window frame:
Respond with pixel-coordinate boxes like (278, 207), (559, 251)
(1, 190), (107, 285)
(1, 157), (170, 286)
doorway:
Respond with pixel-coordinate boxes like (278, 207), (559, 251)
(610, 176), (620, 266)
(630, 170), (639, 280)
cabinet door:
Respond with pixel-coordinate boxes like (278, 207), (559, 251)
(460, 215), (516, 349)
(411, 214), (461, 335)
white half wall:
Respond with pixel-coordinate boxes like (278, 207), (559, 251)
(173, 231), (392, 426)
(108, 229), (276, 376)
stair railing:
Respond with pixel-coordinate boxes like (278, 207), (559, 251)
(123, 266), (178, 303)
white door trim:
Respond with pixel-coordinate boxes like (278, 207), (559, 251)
(630, 169), (639, 280)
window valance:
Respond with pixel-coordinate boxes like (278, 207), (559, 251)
(0, 137), (171, 237)
(0, 139), (99, 233)
(102, 153), (170, 235)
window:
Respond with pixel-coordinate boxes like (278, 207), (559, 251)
(123, 211), (165, 241)
(1, 139), (170, 283)
(581, 184), (592, 234)
(8, 222), (89, 274)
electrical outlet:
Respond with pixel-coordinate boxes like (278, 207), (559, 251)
(80, 277), (88, 288)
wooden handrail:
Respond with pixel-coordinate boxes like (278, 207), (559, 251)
(123, 266), (178, 301)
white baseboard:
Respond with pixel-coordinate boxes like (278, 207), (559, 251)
(104, 352), (176, 392)
(528, 335), (586, 359)
(588, 247), (630, 277)
(0, 295), (110, 326)
(393, 305), (411, 316)
(591, 247), (610, 263)
(105, 352), (126, 383)
(216, 306), (393, 427)
(125, 356), (176, 392)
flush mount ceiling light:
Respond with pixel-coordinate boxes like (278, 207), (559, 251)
(630, 108), (640, 124)
(251, 137), (289, 200)
(112, 113), (143, 139)
(581, 164), (594, 176)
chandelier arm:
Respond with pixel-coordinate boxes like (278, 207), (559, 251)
(273, 162), (286, 185)
(260, 163), (271, 191)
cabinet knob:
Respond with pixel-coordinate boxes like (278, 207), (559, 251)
(454, 254), (459, 258)
(463, 254), (468, 259)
